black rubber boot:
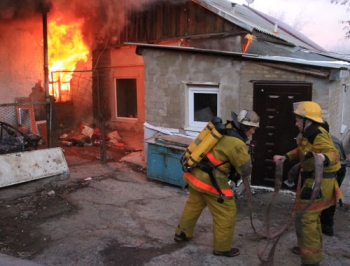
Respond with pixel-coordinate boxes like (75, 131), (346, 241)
(213, 248), (240, 257)
(292, 246), (300, 255)
(174, 232), (192, 242)
(321, 225), (334, 236)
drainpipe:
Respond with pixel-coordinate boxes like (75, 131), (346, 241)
(41, 1), (53, 147)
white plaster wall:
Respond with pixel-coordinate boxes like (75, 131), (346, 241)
(108, 46), (145, 132)
(0, 19), (44, 103)
(329, 76), (350, 145)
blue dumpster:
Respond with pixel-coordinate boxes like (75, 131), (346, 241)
(144, 135), (192, 189)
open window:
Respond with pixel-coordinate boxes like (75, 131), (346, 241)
(187, 85), (220, 130)
(115, 78), (138, 119)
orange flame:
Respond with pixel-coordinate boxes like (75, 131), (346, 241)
(48, 14), (89, 102)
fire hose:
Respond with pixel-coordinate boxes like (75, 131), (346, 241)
(242, 152), (324, 266)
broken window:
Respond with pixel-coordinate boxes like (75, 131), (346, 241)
(50, 71), (72, 102)
(116, 79), (138, 118)
(187, 85), (219, 130)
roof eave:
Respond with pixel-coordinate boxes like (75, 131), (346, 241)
(127, 42), (350, 70)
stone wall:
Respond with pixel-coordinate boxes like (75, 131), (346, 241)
(141, 48), (350, 146)
(142, 49), (243, 129)
(241, 61), (350, 144)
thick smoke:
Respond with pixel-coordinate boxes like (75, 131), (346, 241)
(0, 0), (168, 48)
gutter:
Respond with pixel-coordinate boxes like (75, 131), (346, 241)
(128, 42), (350, 71)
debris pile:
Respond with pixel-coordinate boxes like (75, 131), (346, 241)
(58, 122), (124, 148)
(0, 121), (41, 154)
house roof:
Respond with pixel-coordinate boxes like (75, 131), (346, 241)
(192, 0), (350, 64)
(125, 0), (350, 71)
(194, 0), (326, 52)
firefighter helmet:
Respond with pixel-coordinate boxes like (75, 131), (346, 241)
(237, 110), (260, 128)
(293, 101), (323, 123)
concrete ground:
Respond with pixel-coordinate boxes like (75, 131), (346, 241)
(0, 134), (349, 266)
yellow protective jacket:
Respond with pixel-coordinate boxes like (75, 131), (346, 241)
(286, 124), (342, 264)
(184, 133), (252, 198)
(285, 125), (342, 210)
(286, 126), (340, 173)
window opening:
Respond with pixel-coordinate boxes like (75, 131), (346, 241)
(116, 79), (137, 118)
(188, 85), (219, 129)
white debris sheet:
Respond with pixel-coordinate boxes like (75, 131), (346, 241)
(0, 147), (69, 188)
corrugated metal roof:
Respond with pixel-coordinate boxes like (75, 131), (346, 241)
(130, 42), (350, 70)
(194, 0), (327, 52)
(244, 54), (350, 69)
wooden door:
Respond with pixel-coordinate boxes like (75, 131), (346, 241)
(251, 82), (312, 187)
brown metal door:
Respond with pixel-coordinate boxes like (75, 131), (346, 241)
(251, 82), (312, 187)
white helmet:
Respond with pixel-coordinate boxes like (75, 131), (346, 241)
(237, 110), (260, 128)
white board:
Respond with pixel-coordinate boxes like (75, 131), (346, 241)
(0, 147), (69, 188)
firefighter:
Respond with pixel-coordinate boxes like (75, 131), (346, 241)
(273, 101), (342, 266)
(174, 110), (260, 257)
(284, 121), (348, 236)
(319, 122), (348, 235)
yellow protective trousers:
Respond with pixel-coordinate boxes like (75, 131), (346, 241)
(175, 186), (236, 252)
(296, 211), (322, 264)
(296, 177), (342, 264)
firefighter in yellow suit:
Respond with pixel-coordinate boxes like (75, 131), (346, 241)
(273, 101), (342, 266)
(174, 110), (260, 257)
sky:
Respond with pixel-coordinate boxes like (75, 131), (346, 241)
(230, 0), (350, 54)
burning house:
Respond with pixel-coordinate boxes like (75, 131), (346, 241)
(0, 0), (152, 146)
(0, 0), (350, 186)
(0, 1), (89, 145)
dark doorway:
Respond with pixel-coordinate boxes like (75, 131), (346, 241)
(251, 82), (312, 187)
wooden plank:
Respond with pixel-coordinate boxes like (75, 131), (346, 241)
(155, 134), (193, 147)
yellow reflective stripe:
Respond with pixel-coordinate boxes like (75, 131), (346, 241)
(297, 194), (338, 211)
(184, 172), (233, 197)
(335, 184), (343, 200)
(299, 247), (322, 255)
(297, 183), (343, 211)
(328, 150), (339, 164)
(206, 152), (224, 166)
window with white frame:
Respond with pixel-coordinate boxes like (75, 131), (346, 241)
(341, 84), (349, 133)
(187, 85), (220, 129)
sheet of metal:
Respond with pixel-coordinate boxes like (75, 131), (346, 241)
(0, 147), (69, 188)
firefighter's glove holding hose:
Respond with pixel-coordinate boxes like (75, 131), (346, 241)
(304, 151), (325, 161)
(273, 155), (286, 163)
(283, 163), (300, 188)
(273, 155), (294, 187)
(316, 153), (325, 163)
